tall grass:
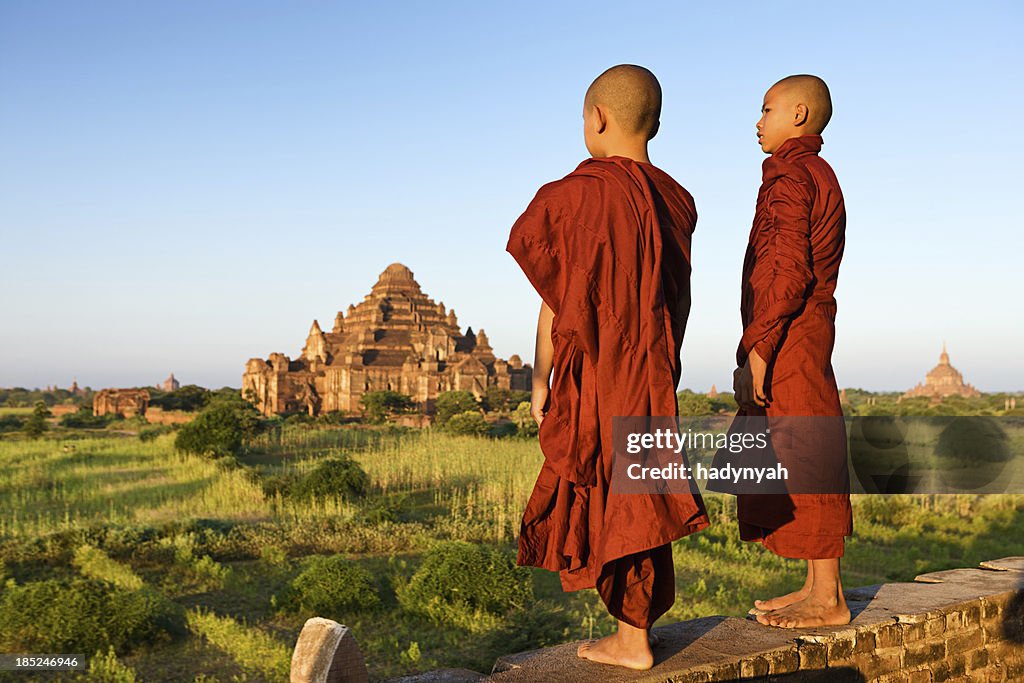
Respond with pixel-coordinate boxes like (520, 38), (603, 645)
(0, 434), (362, 537)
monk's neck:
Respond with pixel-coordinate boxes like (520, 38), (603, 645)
(596, 142), (651, 165)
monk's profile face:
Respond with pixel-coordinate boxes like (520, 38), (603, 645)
(756, 75), (831, 154)
(756, 84), (800, 154)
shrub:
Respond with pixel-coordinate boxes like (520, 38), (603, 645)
(72, 544), (144, 590)
(511, 401), (538, 438)
(434, 391), (479, 424)
(285, 555), (380, 616)
(290, 457), (370, 501)
(487, 421), (518, 438)
(483, 387), (531, 414)
(360, 391), (415, 424)
(442, 410), (490, 436)
(149, 385), (210, 412)
(397, 541), (533, 628)
(88, 646), (138, 682)
(0, 414), (21, 434)
(174, 394), (264, 458)
(0, 578), (183, 654)
(138, 424), (174, 442)
(677, 390), (714, 416)
(316, 410), (349, 425)
(60, 408), (113, 429)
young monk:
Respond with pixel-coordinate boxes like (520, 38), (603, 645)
(730, 74), (852, 628)
(506, 64), (709, 669)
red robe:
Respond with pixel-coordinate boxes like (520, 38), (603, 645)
(734, 134), (852, 559)
(506, 156), (709, 628)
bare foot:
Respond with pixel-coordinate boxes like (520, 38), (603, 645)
(577, 633), (654, 670)
(750, 584), (811, 614)
(755, 595), (851, 629)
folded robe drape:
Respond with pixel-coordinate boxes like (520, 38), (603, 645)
(506, 156), (709, 619)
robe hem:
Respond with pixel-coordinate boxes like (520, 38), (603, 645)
(516, 516), (710, 591)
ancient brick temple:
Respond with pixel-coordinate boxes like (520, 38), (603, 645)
(242, 263), (532, 417)
(93, 388), (150, 417)
(903, 343), (981, 400)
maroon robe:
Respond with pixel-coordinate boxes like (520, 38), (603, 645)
(734, 134), (853, 559)
(506, 156), (709, 628)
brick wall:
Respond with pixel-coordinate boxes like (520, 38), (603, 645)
(293, 559), (1024, 682)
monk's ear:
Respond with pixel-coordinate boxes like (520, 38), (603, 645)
(648, 119), (660, 141)
(593, 104), (608, 134)
(793, 103), (809, 128)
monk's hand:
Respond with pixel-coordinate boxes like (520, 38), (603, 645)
(749, 349), (769, 407)
(531, 382), (549, 425)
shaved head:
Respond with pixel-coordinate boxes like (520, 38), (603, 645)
(770, 74), (833, 134)
(585, 64), (662, 140)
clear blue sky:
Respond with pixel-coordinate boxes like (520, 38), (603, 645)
(1, 1), (1021, 392)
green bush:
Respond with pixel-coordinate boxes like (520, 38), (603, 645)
(677, 390), (714, 416)
(442, 410), (490, 436)
(174, 394), (264, 458)
(487, 421), (518, 438)
(434, 391), (479, 424)
(72, 544), (144, 590)
(398, 541), (533, 628)
(511, 401), (538, 438)
(285, 555), (380, 616)
(360, 391), (414, 424)
(88, 645), (138, 682)
(0, 414), (22, 433)
(0, 578), (183, 654)
(60, 408), (113, 429)
(290, 457), (370, 501)
(483, 387), (531, 414)
(149, 385), (210, 412)
(138, 424), (174, 442)
(315, 410), (349, 425)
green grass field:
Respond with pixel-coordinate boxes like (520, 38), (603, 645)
(1, 426), (1022, 681)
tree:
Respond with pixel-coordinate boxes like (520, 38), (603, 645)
(150, 384), (210, 412)
(24, 401), (51, 439)
(483, 387), (531, 414)
(434, 391), (479, 424)
(174, 394), (264, 458)
(677, 390), (714, 417)
(360, 391), (414, 424)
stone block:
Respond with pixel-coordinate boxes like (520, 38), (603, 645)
(875, 621), (905, 649)
(796, 641), (826, 669)
(853, 629), (876, 654)
(855, 650), (904, 679)
(967, 647), (989, 671)
(290, 618), (369, 683)
(930, 652), (967, 682)
(945, 627), (983, 654)
(903, 640), (946, 669)
(907, 669), (933, 683)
